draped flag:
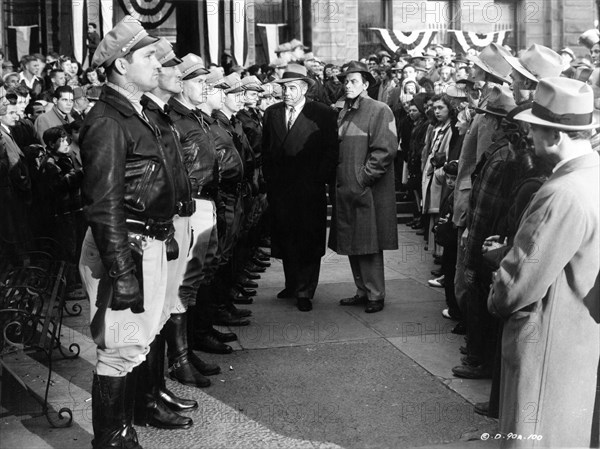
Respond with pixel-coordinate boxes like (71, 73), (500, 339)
(118, 0), (176, 28)
(257, 23), (286, 63)
(100, 0), (113, 36)
(205, 0), (248, 66)
(8, 26), (37, 61)
(72, 0), (85, 66)
(369, 28), (438, 54)
(449, 30), (511, 52)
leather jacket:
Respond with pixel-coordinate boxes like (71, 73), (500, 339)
(168, 98), (220, 199)
(204, 110), (244, 187)
(80, 85), (186, 272)
(142, 95), (192, 208)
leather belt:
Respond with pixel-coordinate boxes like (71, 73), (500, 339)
(220, 182), (242, 196)
(126, 218), (174, 241)
(176, 200), (196, 217)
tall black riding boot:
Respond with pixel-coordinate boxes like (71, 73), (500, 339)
(91, 372), (142, 449)
(162, 313), (219, 388)
(133, 336), (193, 429)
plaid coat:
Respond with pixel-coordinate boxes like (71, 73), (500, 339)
(464, 134), (515, 270)
(329, 92), (398, 255)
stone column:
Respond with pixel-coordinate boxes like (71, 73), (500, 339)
(310, 0), (358, 66)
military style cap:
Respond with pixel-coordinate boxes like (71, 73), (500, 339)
(205, 67), (230, 89)
(92, 15), (159, 69)
(227, 75), (264, 94)
(224, 73), (243, 94)
(155, 38), (182, 67)
(178, 53), (209, 80)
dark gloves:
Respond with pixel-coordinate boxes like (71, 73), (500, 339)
(108, 255), (144, 313)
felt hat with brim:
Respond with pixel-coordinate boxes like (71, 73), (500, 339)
(227, 75), (264, 94)
(456, 75), (475, 87)
(273, 64), (315, 86)
(270, 58), (288, 69)
(338, 61), (376, 85)
(155, 37), (182, 67)
(452, 56), (470, 66)
(505, 44), (563, 82)
(475, 85), (516, 117)
(73, 87), (85, 100)
(514, 77), (598, 130)
(290, 39), (309, 50)
(178, 53), (209, 80)
(85, 85), (102, 101)
(92, 15), (159, 69)
(559, 47), (576, 61)
(467, 43), (512, 84)
(579, 29), (600, 50)
(446, 84), (467, 99)
(275, 42), (292, 53)
(377, 50), (392, 58)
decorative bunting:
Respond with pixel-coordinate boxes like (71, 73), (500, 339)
(369, 28), (438, 54)
(118, 0), (175, 29)
(449, 30), (511, 52)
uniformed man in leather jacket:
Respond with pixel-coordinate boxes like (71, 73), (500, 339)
(168, 56), (239, 355)
(78, 17), (190, 448)
(137, 40), (213, 429)
(199, 71), (252, 330)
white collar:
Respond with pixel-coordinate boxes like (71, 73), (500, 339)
(145, 92), (167, 111)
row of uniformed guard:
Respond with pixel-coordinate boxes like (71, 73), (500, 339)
(78, 16), (274, 448)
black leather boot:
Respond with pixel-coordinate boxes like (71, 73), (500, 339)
(91, 372), (142, 449)
(192, 332), (233, 354)
(214, 305), (250, 326)
(210, 326), (237, 343)
(162, 313), (213, 388)
(133, 337), (193, 429)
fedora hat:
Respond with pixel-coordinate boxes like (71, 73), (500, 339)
(475, 84), (516, 117)
(559, 47), (576, 61)
(339, 60), (376, 85)
(579, 29), (600, 50)
(505, 44), (563, 82)
(273, 63), (315, 86)
(446, 84), (468, 99)
(289, 39), (309, 51)
(275, 42), (292, 54)
(468, 43), (512, 84)
(513, 77), (598, 130)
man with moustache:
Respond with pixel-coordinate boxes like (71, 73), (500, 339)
(78, 17), (192, 447)
(262, 64), (338, 312)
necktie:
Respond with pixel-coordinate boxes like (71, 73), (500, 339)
(287, 106), (295, 131)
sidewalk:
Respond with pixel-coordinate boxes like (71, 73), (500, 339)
(0, 226), (500, 449)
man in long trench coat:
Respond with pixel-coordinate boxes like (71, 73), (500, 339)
(489, 77), (599, 448)
(262, 64), (338, 312)
(329, 61), (398, 313)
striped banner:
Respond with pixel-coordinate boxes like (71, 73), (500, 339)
(257, 23), (286, 63)
(448, 30), (511, 52)
(205, 0), (248, 66)
(369, 28), (438, 54)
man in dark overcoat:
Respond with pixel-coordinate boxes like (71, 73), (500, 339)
(262, 63), (338, 311)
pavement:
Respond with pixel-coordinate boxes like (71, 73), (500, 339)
(0, 225), (501, 449)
